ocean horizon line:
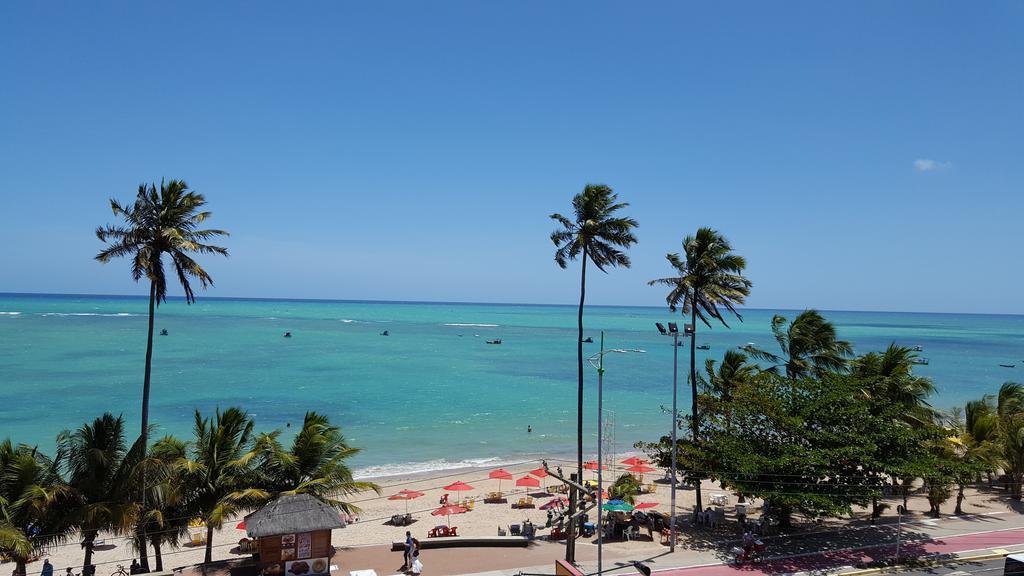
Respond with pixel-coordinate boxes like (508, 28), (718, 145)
(2, 291), (1022, 318)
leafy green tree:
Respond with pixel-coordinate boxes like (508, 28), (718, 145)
(549, 184), (637, 509)
(745, 310), (853, 381)
(255, 412), (380, 511)
(57, 414), (144, 572)
(699, 372), (936, 529)
(649, 227), (751, 511)
(176, 408), (267, 563)
(0, 440), (73, 576)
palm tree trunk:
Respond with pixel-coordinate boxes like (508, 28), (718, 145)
(151, 536), (162, 572)
(955, 484), (965, 515)
(566, 250), (587, 563)
(205, 523), (215, 563)
(83, 532), (95, 571)
(136, 280), (156, 572)
(690, 300), (702, 513)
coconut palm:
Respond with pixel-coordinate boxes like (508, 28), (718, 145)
(969, 383), (1024, 499)
(176, 407), (267, 563)
(649, 227), (751, 512)
(255, 412), (380, 512)
(853, 343), (936, 424)
(95, 180), (227, 569)
(57, 414), (144, 572)
(139, 435), (191, 571)
(549, 184), (637, 508)
(701, 350), (756, 431)
(95, 180), (229, 446)
(745, 310), (853, 380)
(945, 408), (998, 514)
(0, 440), (73, 576)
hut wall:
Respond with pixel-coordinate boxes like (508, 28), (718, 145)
(310, 530), (331, 558)
(258, 535), (284, 563)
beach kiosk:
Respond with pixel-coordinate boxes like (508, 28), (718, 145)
(244, 494), (345, 576)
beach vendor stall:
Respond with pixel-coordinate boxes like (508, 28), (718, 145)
(244, 494), (346, 576)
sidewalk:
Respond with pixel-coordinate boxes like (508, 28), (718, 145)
(463, 511), (1024, 576)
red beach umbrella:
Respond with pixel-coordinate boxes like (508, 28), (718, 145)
(443, 480), (474, 504)
(235, 521), (246, 530)
(431, 504), (468, 527)
(529, 467), (550, 491)
(489, 469), (513, 494)
(515, 476), (540, 491)
(388, 489), (425, 514)
(626, 464), (657, 483)
(634, 502), (658, 510)
(621, 456), (648, 467)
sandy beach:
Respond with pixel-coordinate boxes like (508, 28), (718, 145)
(11, 454), (1018, 576)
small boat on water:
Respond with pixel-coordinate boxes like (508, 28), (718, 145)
(486, 338), (503, 345)
(696, 344), (711, 350)
(159, 329), (168, 336)
(912, 357), (929, 365)
(582, 337), (594, 343)
(381, 330), (389, 336)
(912, 345), (923, 351)
(1000, 364), (1016, 368)
(283, 332), (292, 338)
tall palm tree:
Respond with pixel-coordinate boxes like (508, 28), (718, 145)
(95, 180), (229, 446)
(176, 407), (267, 563)
(852, 343), (936, 424)
(649, 227), (751, 512)
(57, 414), (144, 573)
(746, 309), (853, 380)
(549, 183), (637, 555)
(255, 412), (380, 511)
(0, 440), (73, 576)
(95, 180), (227, 570)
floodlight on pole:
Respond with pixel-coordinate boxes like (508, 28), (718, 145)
(586, 336), (645, 576)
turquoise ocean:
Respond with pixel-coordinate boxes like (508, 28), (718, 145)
(1, 293), (1021, 478)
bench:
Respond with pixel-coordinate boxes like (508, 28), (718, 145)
(390, 536), (530, 551)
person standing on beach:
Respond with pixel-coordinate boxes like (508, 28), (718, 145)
(402, 531), (413, 569)
(40, 561), (52, 576)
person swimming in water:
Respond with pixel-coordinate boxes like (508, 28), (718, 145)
(284, 332), (292, 338)
(527, 425), (532, 433)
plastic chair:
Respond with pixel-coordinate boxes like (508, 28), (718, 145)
(509, 524), (521, 536)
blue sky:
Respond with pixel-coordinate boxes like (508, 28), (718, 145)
(1, 2), (1021, 313)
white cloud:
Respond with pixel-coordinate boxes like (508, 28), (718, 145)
(913, 158), (951, 172)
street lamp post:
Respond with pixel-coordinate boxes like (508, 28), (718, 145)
(656, 321), (691, 552)
(587, 333), (644, 576)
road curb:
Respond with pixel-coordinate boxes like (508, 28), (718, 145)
(837, 550), (1012, 576)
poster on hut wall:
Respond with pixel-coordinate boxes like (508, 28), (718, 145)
(297, 533), (311, 559)
(285, 558), (328, 576)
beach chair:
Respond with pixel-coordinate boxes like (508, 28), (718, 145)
(515, 498), (527, 509)
(465, 498), (475, 510)
(449, 526), (458, 536)
(497, 526), (507, 536)
(549, 526), (564, 540)
(646, 483), (656, 494)
(509, 524), (521, 536)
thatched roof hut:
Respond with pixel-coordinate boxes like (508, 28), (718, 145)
(244, 494), (345, 538)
